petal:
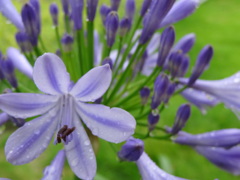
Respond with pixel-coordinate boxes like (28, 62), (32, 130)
(7, 47), (33, 79)
(0, 112), (9, 126)
(0, 93), (59, 118)
(70, 65), (112, 102)
(65, 112), (96, 180)
(33, 53), (71, 95)
(5, 108), (59, 165)
(76, 102), (136, 143)
(136, 152), (187, 180)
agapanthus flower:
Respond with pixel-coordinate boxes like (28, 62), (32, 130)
(0, 53), (136, 179)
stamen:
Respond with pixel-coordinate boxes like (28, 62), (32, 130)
(56, 125), (76, 144)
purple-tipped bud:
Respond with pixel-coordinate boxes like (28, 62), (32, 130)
(15, 32), (33, 53)
(148, 112), (160, 131)
(0, 54), (4, 80)
(29, 0), (41, 35)
(159, 0), (198, 28)
(173, 33), (196, 53)
(119, 18), (131, 37)
(61, 33), (74, 52)
(157, 26), (175, 67)
(188, 45), (213, 86)
(168, 51), (189, 78)
(163, 83), (176, 103)
(87, 0), (99, 21)
(70, 0), (84, 30)
(50, 3), (59, 27)
(102, 57), (113, 70)
(21, 4), (39, 46)
(171, 104), (191, 135)
(42, 150), (65, 180)
(111, 0), (121, 11)
(100, 4), (111, 25)
(118, 137), (144, 161)
(140, 87), (150, 105)
(140, 0), (152, 17)
(61, 0), (69, 15)
(0, 58), (18, 88)
(151, 73), (170, 109)
(9, 116), (25, 127)
(139, 0), (175, 44)
(125, 0), (135, 23)
(105, 11), (119, 47)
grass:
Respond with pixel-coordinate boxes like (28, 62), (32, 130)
(0, 0), (240, 179)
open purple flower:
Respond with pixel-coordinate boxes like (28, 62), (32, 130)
(0, 53), (136, 179)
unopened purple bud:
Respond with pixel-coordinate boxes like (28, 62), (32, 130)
(163, 83), (176, 103)
(140, 0), (152, 17)
(125, 0), (135, 23)
(188, 45), (213, 86)
(0, 54), (4, 80)
(21, 4), (39, 46)
(9, 116), (25, 127)
(15, 32), (33, 53)
(87, 0), (99, 21)
(0, 58), (18, 88)
(50, 3), (59, 27)
(118, 137), (144, 161)
(111, 0), (121, 11)
(139, 0), (175, 44)
(148, 112), (160, 131)
(70, 0), (84, 30)
(159, 0), (198, 28)
(61, 33), (74, 52)
(105, 11), (119, 47)
(140, 87), (150, 105)
(151, 73), (170, 109)
(157, 26), (175, 67)
(171, 104), (191, 135)
(119, 18), (131, 37)
(94, 97), (102, 104)
(173, 33), (196, 53)
(100, 4), (111, 25)
(55, 49), (61, 57)
(61, 0), (69, 15)
(29, 0), (41, 35)
(102, 57), (113, 70)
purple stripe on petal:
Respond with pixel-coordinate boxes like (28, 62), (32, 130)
(0, 93), (59, 119)
(76, 102), (136, 143)
(5, 108), (59, 165)
(65, 113), (96, 180)
(70, 64), (112, 102)
(33, 53), (71, 95)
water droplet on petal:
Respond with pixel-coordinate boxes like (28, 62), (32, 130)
(71, 159), (78, 167)
(84, 140), (90, 146)
(92, 128), (98, 136)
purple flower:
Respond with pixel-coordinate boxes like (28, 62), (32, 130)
(179, 71), (240, 118)
(0, 0), (25, 31)
(0, 53), (136, 179)
(136, 152), (187, 180)
(42, 150), (65, 180)
(174, 129), (240, 148)
(69, 0), (84, 30)
(195, 146), (240, 175)
(87, 0), (99, 21)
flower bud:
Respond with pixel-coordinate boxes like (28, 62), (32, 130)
(140, 87), (150, 105)
(105, 11), (119, 47)
(102, 57), (113, 70)
(148, 112), (160, 131)
(171, 104), (191, 135)
(118, 137), (144, 161)
(119, 18), (131, 37)
(173, 33), (196, 53)
(50, 3), (59, 27)
(140, 0), (152, 17)
(87, 0), (99, 21)
(139, 0), (175, 44)
(61, 33), (74, 52)
(125, 0), (135, 23)
(70, 0), (84, 30)
(111, 0), (121, 11)
(188, 45), (213, 86)
(15, 31), (32, 53)
(157, 26), (175, 67)
(21, 4), (39, 46)
(61, 0), (69, 15)
(100, 4), (111, 25)
(9, 116), (25, 127)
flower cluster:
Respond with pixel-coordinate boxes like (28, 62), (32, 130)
(0, 0), (239, 179)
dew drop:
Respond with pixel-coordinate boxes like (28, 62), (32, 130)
(92, 128), (99, 136)
(84, 140), (90, 146)
(71, 159), (78, 167)
(34, 130), (40, 135)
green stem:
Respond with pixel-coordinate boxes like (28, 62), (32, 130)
(87, 21), (94, 70)
(54, 26), (63, 54)
(33, 46), (42, 57)
(113, 36), (124, 69)
(64, 14), (70, 33)
(39, 35), (47, 52)
(76, 29), (86, 76)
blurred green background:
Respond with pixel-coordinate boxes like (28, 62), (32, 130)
(1, 0), (240, 179)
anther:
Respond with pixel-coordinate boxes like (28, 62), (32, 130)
(56, 125), (76, 144)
